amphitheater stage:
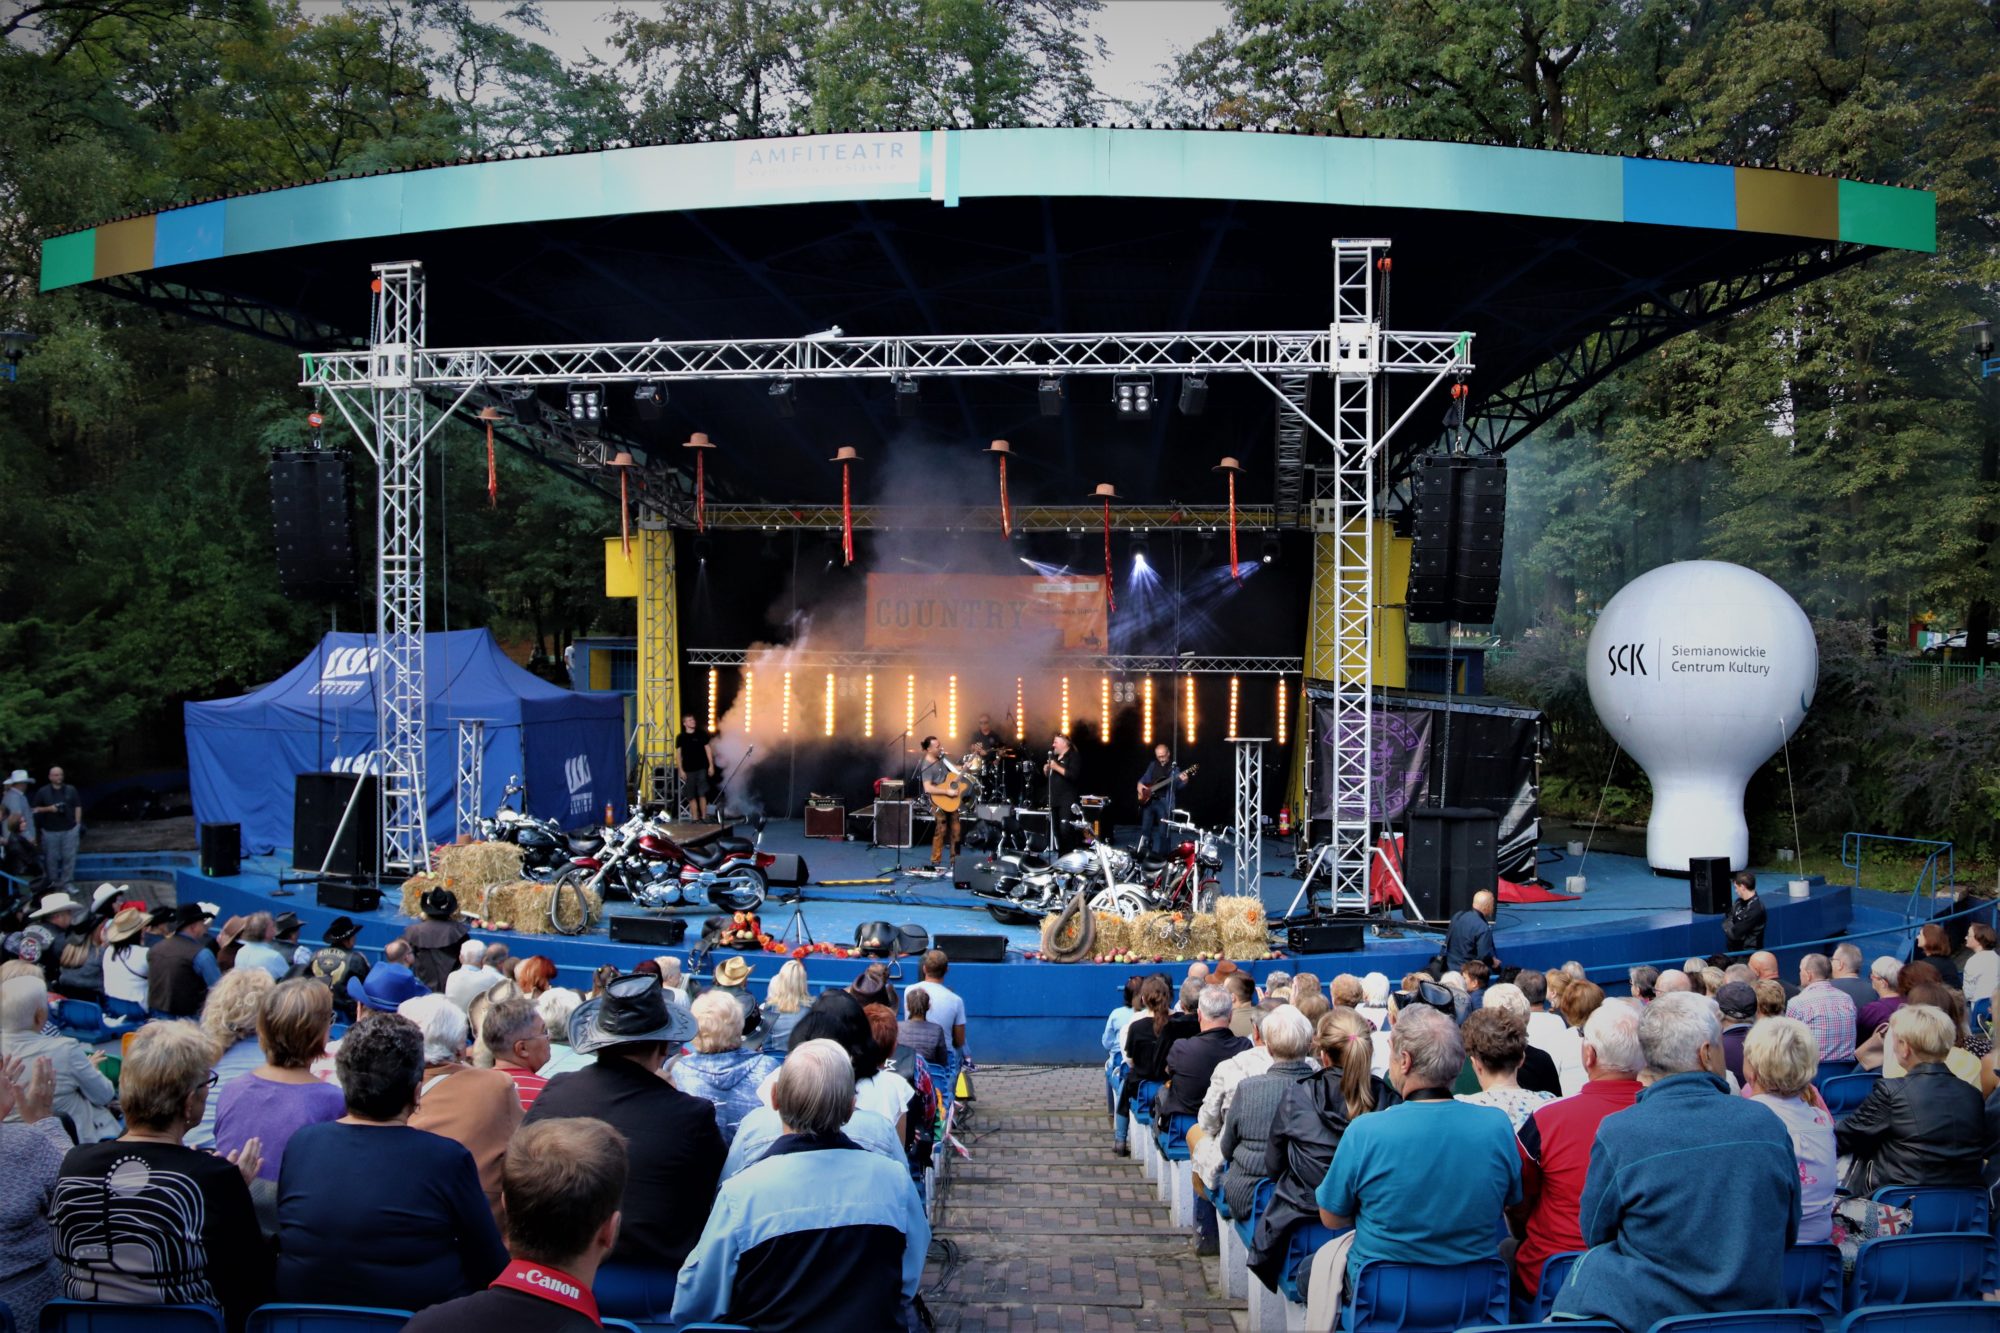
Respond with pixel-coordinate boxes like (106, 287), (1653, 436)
(122, 820), (1920, 1062)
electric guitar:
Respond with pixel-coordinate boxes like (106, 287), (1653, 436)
(925, 767), (976, 813)
(1138, 763), (1198, 806)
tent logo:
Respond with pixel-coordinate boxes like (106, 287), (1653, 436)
(565, 755), (593, 815)
(311, 647), (378, 697)
(330, 752), (380, 775)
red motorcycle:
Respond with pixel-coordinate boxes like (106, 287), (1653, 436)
(555, 813), (770, 928)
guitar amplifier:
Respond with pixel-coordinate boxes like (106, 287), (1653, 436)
(804, 800), (846, 839)
(877, 779), (907, 801)
(873, 800), (914, 848)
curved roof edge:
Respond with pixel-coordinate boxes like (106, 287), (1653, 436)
(39, 127), (1936, 294)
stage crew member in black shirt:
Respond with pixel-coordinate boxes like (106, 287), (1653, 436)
(676, 714), (718, 821)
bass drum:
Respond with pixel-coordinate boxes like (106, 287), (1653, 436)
(1088, 883), (1153, 920)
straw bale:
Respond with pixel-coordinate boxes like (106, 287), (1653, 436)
(1091, 912), (1129, 958)
(434, 841), (525, 893)
(1216, 894), (1269, 958)
(1186, 912), (1224, 959)
(399, 874), (444, 919)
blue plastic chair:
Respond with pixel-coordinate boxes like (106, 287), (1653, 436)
(1819, 1072), (1882, 1116)
(1211, 1163), (1232, 1220)
(1346, 1256), (1509, 1331)
(1643, 1315), (1823, 1333)
(0, 1299), (13, 1332)
(1462, 1325), (1620, 1332)
(1870, 1184), (1989, 1235)
(245, 1307), (413, 1333)
(1277, 1215), (1343, 1305)
(1237, 1174), (1272, 1251)
(1779, 1242), (1843, 1318)
(1527, 1250), (1583, 1322)
(39, 1302), (226, 1332)
(1849, 1231), (1990, 1307)
(1838, 1301), (2000, 1332)
(1815, 1057), (1861, 1084)
(591, 1263), (678, 1321)
(1156, 1112), (1196, 1161)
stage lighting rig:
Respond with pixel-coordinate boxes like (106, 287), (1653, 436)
(1179, 373), (1208, 416)
(633, 382), (666, 421)
(1114, 375), (1154, 420)
(769, 380), (796, 417)
(1038, 376), (1064, 416)
(895, 377), (920, 416)
(567, 383), (605, 429)
(1131, 533), (1151, 569)
(505, 386), (542, 425)
(1261, 534), (1281, 565)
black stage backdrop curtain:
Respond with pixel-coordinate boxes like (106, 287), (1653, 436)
(1304, 687), (1543, 882)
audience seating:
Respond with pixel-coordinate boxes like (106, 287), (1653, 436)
(1523, 1250), (1583, 1323)
(1838, 1301), (2000, 1332)
(1847, 1231), (1989, 1307)
(1641, 1315), (1822, 1333)
(1155, 1112), (1197, 1226)
(38, 1302), (225, 1332)
(1345, 1256), (1509, 1332)
(1813, 1058), (1861, 1084)
(1463, 1325), (1619, 1332)
(245, 1307), (412, 1332)
(1779, 1242), (1843, 1318)
(0, 1300), (11, 1332)
(1868, 1184), (1989, 1235)
(1129, 1079), (1163, 1181)
(1819, 1072), (1882, 1116)
(592, 1263), (679, 1321)
(49, 997), (129, 1044)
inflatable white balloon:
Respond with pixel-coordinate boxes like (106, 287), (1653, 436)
(1586, 560), (1817, 874)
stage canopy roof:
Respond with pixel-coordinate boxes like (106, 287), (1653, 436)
(41, 127), (1935, 511)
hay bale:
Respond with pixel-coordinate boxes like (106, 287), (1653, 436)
(435, 841), (525, 894)
(499, 879), (602, 935)
(1131, 910), (1195, 962)
(1186, 912), (1224, 959)
(399, 873), (445, 919)
(1216, 894), (1268, 959)
(1092, 912), (1129, 959)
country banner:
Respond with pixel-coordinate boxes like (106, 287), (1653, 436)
(863, 573), (1108, 653)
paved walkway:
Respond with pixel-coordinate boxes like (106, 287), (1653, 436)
(923, 1066), (1244, 1332)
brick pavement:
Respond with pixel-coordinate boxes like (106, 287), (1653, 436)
(923, 1066), (1244, 1332)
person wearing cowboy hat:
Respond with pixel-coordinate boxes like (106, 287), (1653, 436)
(401, 886), (470, 993)
(147, 901), (221, 1018)
(0, 770), (36, 881)
(102, 904), (153, 1019)
(707, 956), (765, 1048)
(309, 916), (371, 1017)
(14, 891), (84, 986)
(346, 960), (430, 1016)
(524, 974), (723, 1302)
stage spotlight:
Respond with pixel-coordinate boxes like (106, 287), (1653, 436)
(566, 383), (604, 428)
(505, 386), (542, 426)
(694, 537), (711, 564)
(633, 382), (666, 422)
(1261, 534), (1281, 565)
(1179, 373), (1208, 416)
(768, 381), (796, 417)
(1131, 534), (1150, 569)
(1038, 376), (1064, 416)
(1114, 375), (1153, 420)
(894, 378), (920, 417)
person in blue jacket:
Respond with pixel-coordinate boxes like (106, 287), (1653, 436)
(673, 1038), (929, 1332)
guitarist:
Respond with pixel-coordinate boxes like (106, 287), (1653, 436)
(919, 735), (968, 867)
(1136, 742), (1192, 858)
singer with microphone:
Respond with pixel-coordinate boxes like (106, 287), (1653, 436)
(1044, 733), (1083, 852)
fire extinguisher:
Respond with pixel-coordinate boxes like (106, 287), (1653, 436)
(1277, 805), (1291, 837)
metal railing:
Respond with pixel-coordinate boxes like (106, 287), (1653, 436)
(1842, 832), (1955, 922)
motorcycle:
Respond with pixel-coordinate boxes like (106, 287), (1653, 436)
(968, 807), (1150, 924)
(477, 775), (602, 880)
(1134, 813), (1223, 915)
(556, 812), (770, 920)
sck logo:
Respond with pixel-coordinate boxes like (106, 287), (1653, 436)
(565, 755), (593, 815)
(1606, 642), (1648, 678)
(310, 646), (379, 696)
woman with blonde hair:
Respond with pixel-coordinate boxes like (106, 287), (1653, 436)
(760, 958), (811, 1053)
(1252, 1006), (1392, 1294)
(1741, 1016), (1835, 1242)
(1549, 978), (1605, 1095)
(1837, 1003), (1984, 1190)
(192, 965), (275, 1148)
(671, 991), (780, 1145)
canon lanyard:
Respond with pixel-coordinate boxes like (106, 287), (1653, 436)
(489, 1259), (602, 1325)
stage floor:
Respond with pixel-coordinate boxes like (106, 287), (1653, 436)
(135, 819), (1889, 1062)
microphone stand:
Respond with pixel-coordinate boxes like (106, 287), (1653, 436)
(879, 704), (937, 879)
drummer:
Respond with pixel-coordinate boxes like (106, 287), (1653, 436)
(966, 712), (1011, 758)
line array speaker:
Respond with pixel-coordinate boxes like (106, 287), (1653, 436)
(294, 772), (380, 878)
(1404, 454), (1507, 624)
(270, 450), (358, 601)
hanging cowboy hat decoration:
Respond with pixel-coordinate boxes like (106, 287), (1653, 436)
(1213, 455), (1246, 581)
(830, 446), (862, 566)
(477, 405), (503, 507)
(1087, 482), (1120, 614)
(684, 431), (715, 533)
(608, 449), (637, 558)
(986, 439), (1015, 539)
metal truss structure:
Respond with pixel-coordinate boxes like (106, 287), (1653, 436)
(455, 720), (485, 843)
(667, 503), (1277, 532)
(301, 241), (1471, 875)
(1231, 738), (1267, 900)
(685, 647), (1302, 674)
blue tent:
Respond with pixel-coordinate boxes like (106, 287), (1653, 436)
(185, 630), (627, 855)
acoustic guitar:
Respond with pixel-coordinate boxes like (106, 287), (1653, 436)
(926, 767), (976, 814)
(1138, 763), (1198, 805)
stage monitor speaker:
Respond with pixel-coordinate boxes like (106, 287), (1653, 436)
(873, 800), (913, 848)
(763, 853), (810, 888)
(932, 933), (1008, 963)
(1403, 806), (1497, 921)
(803, 802), (845, 839)
(199, 822), (240, 878)
(1288, 920), (1365, 954)
(294, 772), (380, 878)
(270, 450), (358, 601)
(609, 914), (689, 945)
(1689, 856), (1733, 914)
(315, 883), (382, 912)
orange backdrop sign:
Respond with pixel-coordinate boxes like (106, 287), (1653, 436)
(864, 573), (1108, 653)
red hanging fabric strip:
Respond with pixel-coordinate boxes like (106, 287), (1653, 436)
(485, 421), (498, 507)
(842, 463), (855, 566)
(695, 450), (706, 533)
(998, 455), (1011, 539)
(619, 467), (631, 558)
(1228, 470), (1240, 581)
(1102, 499), (1116, 614)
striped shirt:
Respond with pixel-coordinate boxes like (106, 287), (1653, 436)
(501, 1065), (549, 1111)
(1785, 980), (1856, 1061)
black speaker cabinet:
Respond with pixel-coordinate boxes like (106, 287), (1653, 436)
(931, 933), (1008, 963)
(270, 450), (358, 601)
(1689, 856), (1733, 914)
(199, 822), (241, 878)
(294, 772), (380, 878)
(315, 882), (382, 912)
(1403, 806), (1498, 920)
(873, 800), (913, 848)
(609, 914), (689, 945)
(763, 853), (810, 888)
(1288, 920), (1365, 954)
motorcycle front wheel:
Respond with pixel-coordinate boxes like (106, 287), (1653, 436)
(1088, 885), (1151, 920)
(710, 865), (767, 914)
(549, 868), (593, 936)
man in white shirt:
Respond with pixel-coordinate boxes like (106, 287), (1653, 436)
(445, 938), (505, 1011)
(903, 949), (966, 1054)
(1516, 970), (1570, 1058)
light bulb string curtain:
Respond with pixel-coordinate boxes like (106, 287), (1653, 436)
(1101, 499), (1116, 614)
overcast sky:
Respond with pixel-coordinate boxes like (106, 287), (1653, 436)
(294, 0), (1231, 110)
